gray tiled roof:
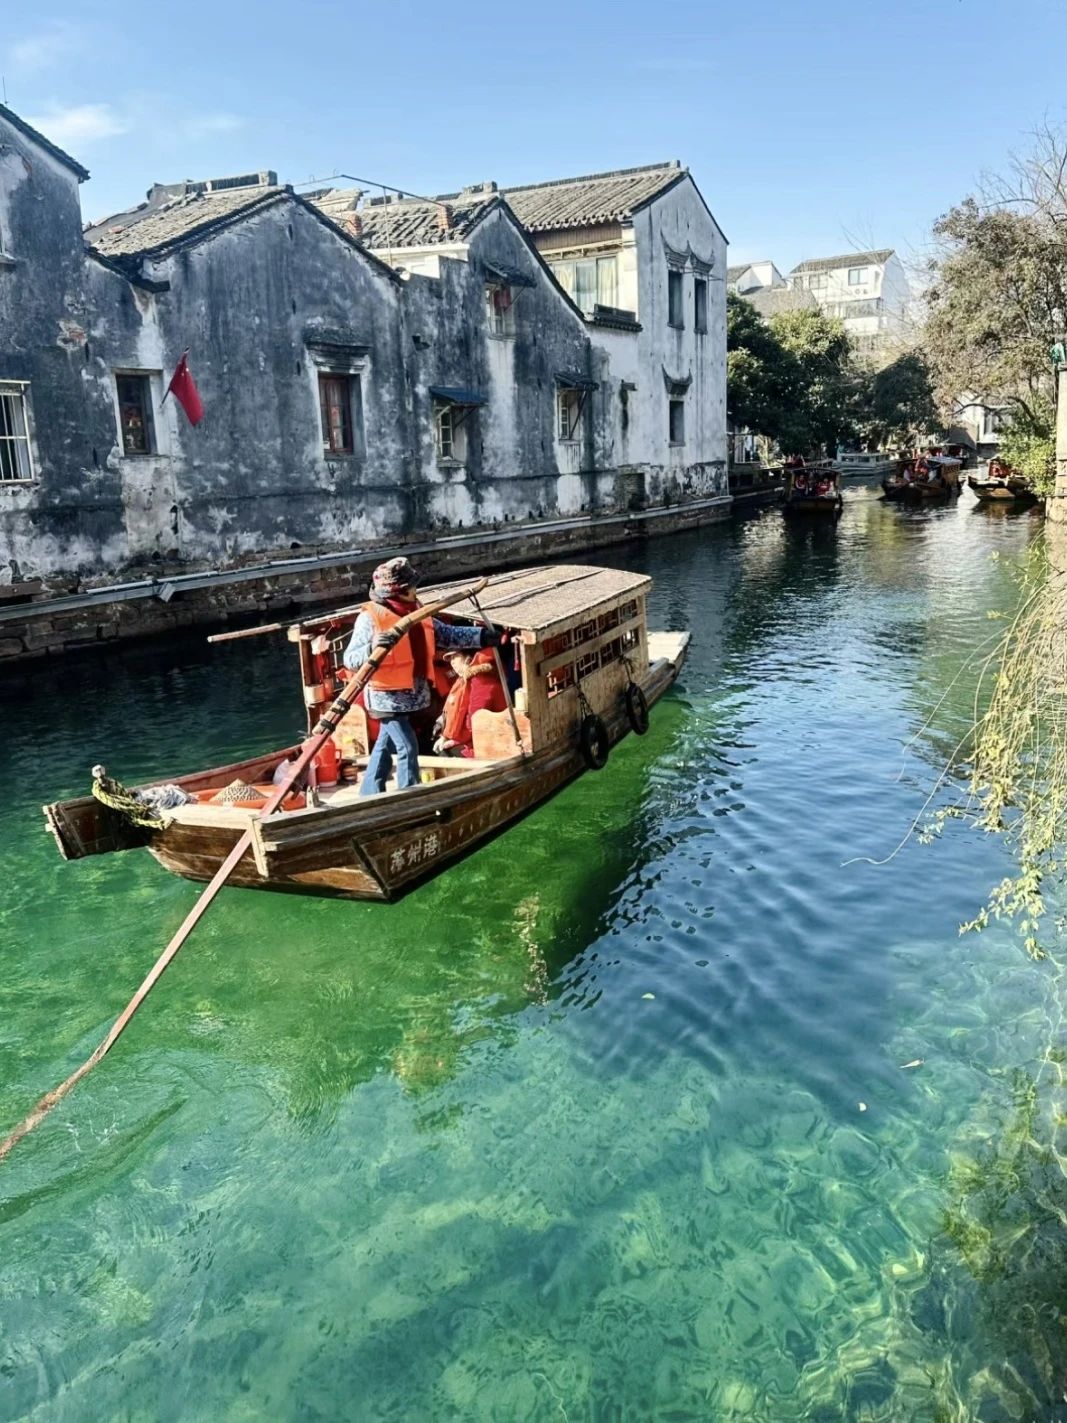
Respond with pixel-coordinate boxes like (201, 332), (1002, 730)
(744, 286), (819, 318)
(502, 162), (683, 232)
(726, 264), (749, 283)
(0, 102), (90, 181)
(312, 190), (496, 250)
(312, 162), (686, 251)
(87, 185), (285, 257)
(791, 248), (894, 274)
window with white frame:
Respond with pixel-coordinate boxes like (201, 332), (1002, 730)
(557, 388), (584, 443)
(0, 382), (33, 483)
(551, 255), (618, 315)
(668, 269), (684, 328)
(808, 271), (827, 290)
(434, 400), (469, 463)
(848, 267), (869, 286)
(486, 282), (515, 336)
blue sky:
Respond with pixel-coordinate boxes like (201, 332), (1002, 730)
(4, 0), (1066, 275)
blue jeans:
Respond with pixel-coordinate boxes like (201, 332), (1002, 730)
(359, 716), (420, 795)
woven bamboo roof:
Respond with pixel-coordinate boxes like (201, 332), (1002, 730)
(424, 564), (652, 634)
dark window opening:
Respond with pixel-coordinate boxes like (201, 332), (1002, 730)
(116, 374), (155, 455)
(319, 373), (360, 456)
(669, 397), (686, 445)
(668, 269), (684, 328)
(694, 277), (708, 334)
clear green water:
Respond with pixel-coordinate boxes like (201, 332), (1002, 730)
(1, 490), (1064, 1421)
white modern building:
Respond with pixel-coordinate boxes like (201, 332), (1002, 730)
(726, 260), (787, 296)
(789, 249), (909, 356)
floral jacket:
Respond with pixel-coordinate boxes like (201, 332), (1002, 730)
(343, 613), (482, 717)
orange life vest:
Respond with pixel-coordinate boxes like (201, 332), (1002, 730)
(361, 601), (436, 692)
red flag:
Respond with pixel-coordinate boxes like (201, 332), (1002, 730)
(163, 351), (204, 426)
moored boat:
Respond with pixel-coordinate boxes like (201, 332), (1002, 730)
(835, 451), (898, 479)
(967, 459), (1040, 507)
(44, 566), (690, 902)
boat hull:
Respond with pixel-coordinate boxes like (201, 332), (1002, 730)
(968, 476), (1039, 507)
(45, 641), (688, 902)
(882, 479), (958, 503)
(784, 496), (842, 515)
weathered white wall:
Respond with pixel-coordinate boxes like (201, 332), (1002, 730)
(628, 176), (728, 499)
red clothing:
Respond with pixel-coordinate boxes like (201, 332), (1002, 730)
(442, 651), (508, 756)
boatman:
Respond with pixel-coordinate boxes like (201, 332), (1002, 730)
(344, 557), (500, 796)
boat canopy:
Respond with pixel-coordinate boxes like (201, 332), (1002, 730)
(420, 564), (652, 637)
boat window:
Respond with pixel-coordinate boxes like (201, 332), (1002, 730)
(576, 649), (600, 680)
(541, 629), (574, 659)
(546, 664), (574, 699)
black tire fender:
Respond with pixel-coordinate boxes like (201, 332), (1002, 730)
(625, 683), (650, 735)
(579, 714), (610, 770)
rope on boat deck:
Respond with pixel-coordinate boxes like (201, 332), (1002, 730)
(90, 765), (167, 829)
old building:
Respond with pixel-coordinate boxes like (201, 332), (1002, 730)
(0, 104), (729, 656)
(314, 162), (729, 512)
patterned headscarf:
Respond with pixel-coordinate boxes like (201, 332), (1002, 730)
(370, 557), (419, 597)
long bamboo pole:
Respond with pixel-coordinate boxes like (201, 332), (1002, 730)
(0, 578), (488, 1164)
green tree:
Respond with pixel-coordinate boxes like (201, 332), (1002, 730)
(769, 307), (859, 454)
(925, 198), (1066, 435)
(727, 294), (860, 456)
(725, 292), (801, 444)
(858, 350), (937, 448)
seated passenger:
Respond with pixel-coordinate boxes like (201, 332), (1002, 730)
(433, 648), (508, 758)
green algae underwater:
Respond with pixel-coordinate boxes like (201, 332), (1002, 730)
(2, 490), (1067, 1421)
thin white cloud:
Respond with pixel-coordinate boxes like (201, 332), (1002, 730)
(9, 24), (78, 73)
(181, 113), (245, 140)
(23, 103), (129, 149)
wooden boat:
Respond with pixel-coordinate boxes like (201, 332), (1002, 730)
(968, 459), (1040, 507)
(43, 566), (690, 902)
(883, 455), (962, 503)
(783, 463), (843, 515)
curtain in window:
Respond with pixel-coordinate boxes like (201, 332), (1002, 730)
(597, 257), (617, 309)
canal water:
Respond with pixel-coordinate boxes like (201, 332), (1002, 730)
(1, 486), (1063, 1421)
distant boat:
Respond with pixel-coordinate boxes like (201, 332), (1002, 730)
(883, 455), (962, 503)
(783, 463), (843, 515)
(836, 451), (898, 479)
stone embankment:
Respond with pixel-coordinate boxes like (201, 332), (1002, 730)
(0, 497), (730, 663)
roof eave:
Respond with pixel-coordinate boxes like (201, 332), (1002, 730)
(0, 101), (90, 181)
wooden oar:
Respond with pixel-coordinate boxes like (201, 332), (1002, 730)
(0, 578), (488, 1164)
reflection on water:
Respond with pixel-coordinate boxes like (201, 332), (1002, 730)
(0, 484), (1061, 1421)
